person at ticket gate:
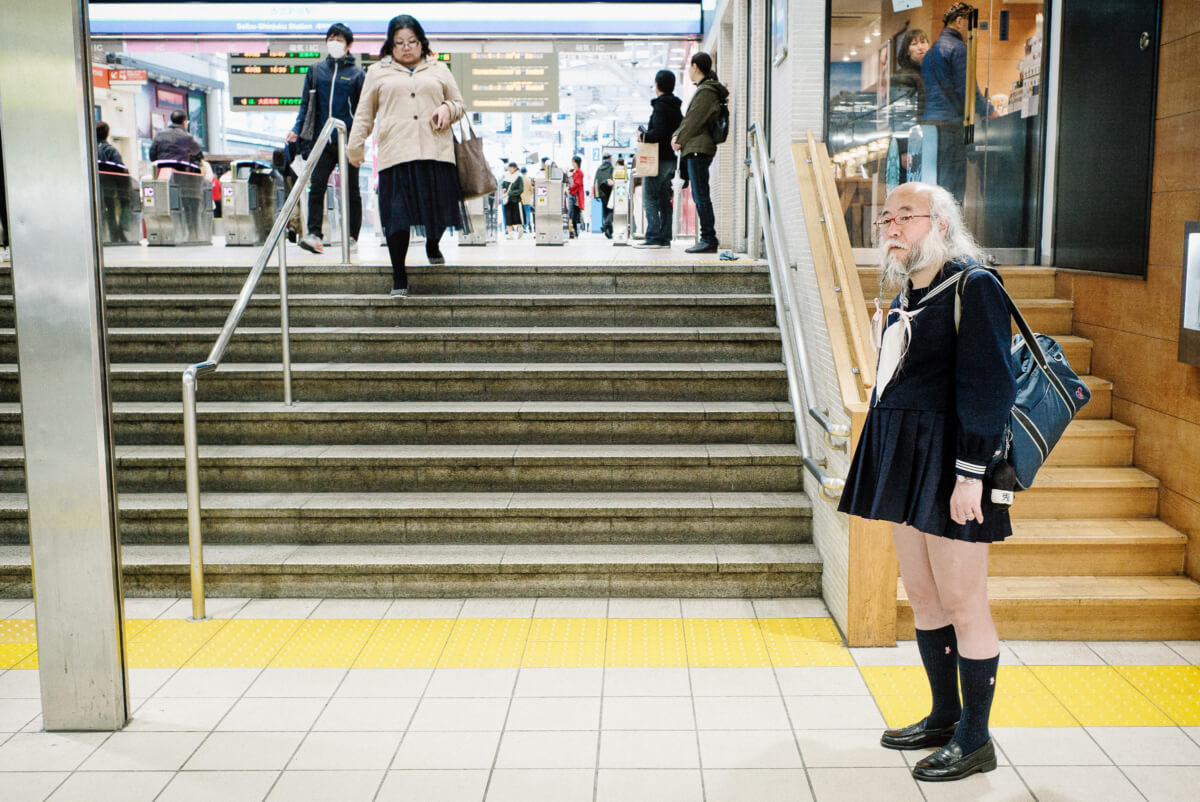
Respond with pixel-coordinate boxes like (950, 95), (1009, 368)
(348, 14), (467, 296)
(149, 110), (202, 175)
(633, 69), (683, 250)
(288, 22), (365, 255)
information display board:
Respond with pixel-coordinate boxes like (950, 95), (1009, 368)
(450, 52), (559, 113)
(228, 51), (377, 110)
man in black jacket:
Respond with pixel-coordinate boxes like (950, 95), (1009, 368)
(149, 110), (202, 174)
(287, 23), (364, 254)
(634, 70), (684, 249)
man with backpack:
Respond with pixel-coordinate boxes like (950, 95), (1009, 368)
(672, 51), (729, 254)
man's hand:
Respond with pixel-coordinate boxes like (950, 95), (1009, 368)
(432, 103), (451, 131)
(285, 131), (298, 144)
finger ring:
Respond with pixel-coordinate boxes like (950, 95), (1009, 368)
(965, 513), (975, 521)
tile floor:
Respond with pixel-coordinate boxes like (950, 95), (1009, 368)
(0, 597), (1197, 801)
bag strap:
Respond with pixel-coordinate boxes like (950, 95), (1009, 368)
(954, 266), (1074, 409)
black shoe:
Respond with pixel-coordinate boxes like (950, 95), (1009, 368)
(880, 719), (958, 751)
(685, 240), (718, 254)
(427, 251), (445, 266)
(912, 740), (997, 782)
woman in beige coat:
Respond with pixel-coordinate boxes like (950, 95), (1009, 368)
(348, 14), (466, 296)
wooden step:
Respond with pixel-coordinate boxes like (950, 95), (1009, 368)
(1077, 375), (1112, 419)
(855, 266), (1056, 299)
(898, 575), (1200, 641)
(1046, 419), (1134, 467)
(991, 519), (1186, 576)
(1011, 466), (1158, 520)
(1051, 335), (1093, 375)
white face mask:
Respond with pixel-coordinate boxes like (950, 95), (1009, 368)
(327, 40), (347, 60)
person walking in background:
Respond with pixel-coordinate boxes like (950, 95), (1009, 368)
(149, 110), (202, 174)
(520, 166), (535, 233)
(839, 182), (1013, 783)
(672, 52), (728, 254)
(501, 161), (525, 238)
(893, 28), (930, 122)
(348, 14), (467, 296)
(593, 153), (614, 238)
(568, 156), (585, 237)
(922, 3), (992, 204)
(288, 23), (364, 254)
(95, 121), (126, 173)
(634, 69), (683, 250)
(96, 121), (131, 243)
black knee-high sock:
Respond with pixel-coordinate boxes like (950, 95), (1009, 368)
(425, 226), (444, 257)
(386, 229), (410, 290)
(915, 625), (961, 728)
(953, 654), (999, 753)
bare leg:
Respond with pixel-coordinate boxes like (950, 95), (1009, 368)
(892, 523), (949, 629)
(924, 535), (996, 659)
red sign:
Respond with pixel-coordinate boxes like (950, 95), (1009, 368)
(109, 69), (148, 85)
(92, 64), (110, 89)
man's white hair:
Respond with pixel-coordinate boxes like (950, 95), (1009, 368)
(878, 182), (985, 294)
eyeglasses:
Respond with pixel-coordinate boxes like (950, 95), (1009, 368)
(394, 40), (421, 50)
(872, 213), (932, 229)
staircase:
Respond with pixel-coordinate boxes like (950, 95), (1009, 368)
(859, 264), (1200, 640)
(0, 258), (820, 598)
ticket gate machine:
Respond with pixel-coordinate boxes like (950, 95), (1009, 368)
(459, 194), (498, 246)
(535, 166), (566, 246)
(611, 173), (632, 246)
(223, 160), (286, 246)
(143, 163), (213, 246)
(97, 170), (142, 246)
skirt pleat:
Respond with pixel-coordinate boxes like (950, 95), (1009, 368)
(377, 159), (469, 238)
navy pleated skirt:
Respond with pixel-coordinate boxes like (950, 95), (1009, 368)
(377, 159), (469, 238)
(838, 407), (1011, 543)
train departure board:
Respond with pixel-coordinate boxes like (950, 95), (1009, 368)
(228, 51), (377, 110)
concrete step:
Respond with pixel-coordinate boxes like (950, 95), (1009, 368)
(0, 363), (790, 404)
(0, 444), (808, 494)
(0, 401), (797, 446)
(2, 326), (783, 365)
(994, 519), (1187, 576)
(0, 491), (813, 546)
(0, 541), (824, 598)
(898, 575), (1200, 641)
(97, 293), (778, 329)
(97, 263), (773, 296)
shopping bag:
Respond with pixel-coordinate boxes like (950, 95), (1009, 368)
(454, 119), (498, 200)
(635, 142), (659, 177)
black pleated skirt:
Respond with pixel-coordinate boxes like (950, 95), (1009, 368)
(838, 407), (1011, 543)
(377, 159), (469, 238)
(503, 200), (523, 226)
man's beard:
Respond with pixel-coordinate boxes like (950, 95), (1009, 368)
(878, 230), (950, 294)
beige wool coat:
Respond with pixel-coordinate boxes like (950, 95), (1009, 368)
(347, 56), (466, 171)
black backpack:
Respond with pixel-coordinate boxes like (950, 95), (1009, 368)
(711, 99), (730, 145)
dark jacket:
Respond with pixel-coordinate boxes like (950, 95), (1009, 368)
(921, 28), (991, 122)
(593, 160), (614, 199)
(674, 76), (730, 157)
(642, 93), (684, 168)
(890, 63), (924, 123)
(149, 124), (202, 167)
(503, 173), (524, 203)
(97, 140), (127, 173)
(292, 54), (365, 154)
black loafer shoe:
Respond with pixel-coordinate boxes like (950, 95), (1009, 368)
(912, 739), (997, 782)
(880, 718), (958, 750)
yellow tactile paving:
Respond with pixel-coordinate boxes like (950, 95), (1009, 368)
(1031, 665), (1174, 727)
(0, 620), (36, 643)
(862, 666), (1077, 728)
(0, 643), (36, 670)
(1115, 665), (1200, 726)
(186, 619), (304, 668)
(126, 618), (229, 668)
(354, 619), (454, 668)
(523, 618), (606, 668)
(605, 618), (687, 667)
(438, 618), (530, 668)
(270, 619), (380, 668)
(685, 618), (771, 667)
(760, 618), (855, 667)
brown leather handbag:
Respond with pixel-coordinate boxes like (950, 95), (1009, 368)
(453, 119), (498, 200)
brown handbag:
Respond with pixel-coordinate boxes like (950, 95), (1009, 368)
(454, 118), (498, 200)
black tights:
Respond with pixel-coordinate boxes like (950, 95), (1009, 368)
(385, 226), (444, 290)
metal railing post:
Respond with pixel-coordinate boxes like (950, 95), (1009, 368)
(182, 367), (206, 621)
(337, 123), (351, 265)
(278, 240), (293, 406)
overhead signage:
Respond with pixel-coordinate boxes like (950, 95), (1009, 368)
(88, 2), (703, 36)
(452, 52), (559, 113)
(92, 64), (111, 89)
(109, 68), (148, 84)
(228, 50), (376, 111)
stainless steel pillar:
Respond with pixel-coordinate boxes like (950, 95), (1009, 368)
(0, 0), (129, 730)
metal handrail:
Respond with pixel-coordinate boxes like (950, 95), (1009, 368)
(180, 118), (351, 621)
(746, 123), (849, 502)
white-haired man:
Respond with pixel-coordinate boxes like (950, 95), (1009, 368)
(839, 182), (1015, 782)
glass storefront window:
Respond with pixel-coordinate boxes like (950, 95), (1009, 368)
(826, 1), (1047, 263)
